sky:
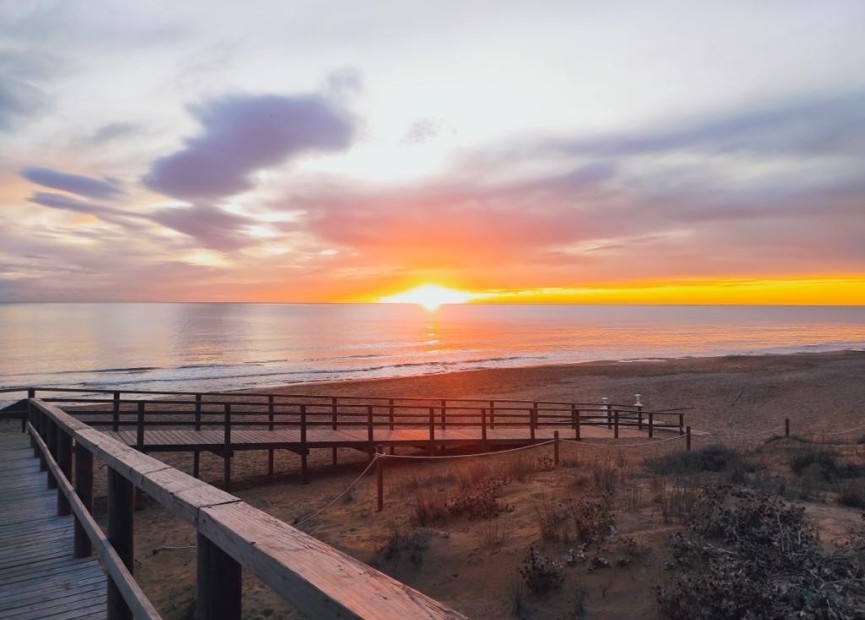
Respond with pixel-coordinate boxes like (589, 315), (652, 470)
(2, 0), (864, 304)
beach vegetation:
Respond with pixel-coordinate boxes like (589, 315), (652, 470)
(648, 444), (757, 476)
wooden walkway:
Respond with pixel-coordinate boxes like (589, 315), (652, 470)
(0, 431), (106, 620)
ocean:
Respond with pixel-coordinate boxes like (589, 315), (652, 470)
(1, 303), (863, 395)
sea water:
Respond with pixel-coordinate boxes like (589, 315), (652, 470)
(0, 303), (863, 394)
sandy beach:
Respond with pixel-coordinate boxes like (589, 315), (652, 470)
(6, 350), (864, 619)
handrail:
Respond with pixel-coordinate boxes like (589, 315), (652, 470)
(28, 398), (468, 620)
(27, 420), (162, 619)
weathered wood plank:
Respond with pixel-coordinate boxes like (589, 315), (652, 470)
(200, 502), (468, 620)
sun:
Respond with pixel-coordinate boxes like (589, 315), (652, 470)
(379, 284), (474, 311)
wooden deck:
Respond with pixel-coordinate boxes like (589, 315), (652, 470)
(0, 431), (106, 620)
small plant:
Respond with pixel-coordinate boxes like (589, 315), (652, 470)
(520, 547), (564, 594)
(379, 523), (430, 569)
(838, 480), (865, 508)
(567, 497), (616, 543)
(789, 448), (861, 481)
(411, 489), (449, 525)
(589, 459), (618, 494)
(649, 445), (756, 476)
(447, 479), (510, 519)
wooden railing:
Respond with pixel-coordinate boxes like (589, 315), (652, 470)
(24, 398), (468, 620)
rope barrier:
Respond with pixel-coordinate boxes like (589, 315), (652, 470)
(810, 421), (865, 436)
(379, 440), (557, 460)
(701, 425), (787, 440)
(294, 455), (380, 527)
(562, 433), (687, 449)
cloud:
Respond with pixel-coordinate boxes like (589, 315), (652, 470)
(149, 204), (258, 251)
(402, 118), (450, 146)
(90, 122), (138, 144)
(547, 92), (865, 158)
(0, 77), (47, 131)
(20, 167), (123, 199)
(143, 93), (355, 201)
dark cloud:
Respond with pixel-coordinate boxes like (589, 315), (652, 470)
(0, 77), (47, 131)
(20, 167), (123, 199)
(548, 92), (865, 158)
(90, 122), (138, 144)
(143, 93), (355, 201)
(149, 204), (258, 251)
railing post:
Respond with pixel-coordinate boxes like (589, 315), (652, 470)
(686, 426), (692, 451)
(136, 401), (145, 449)
(376, 446), (384, 512)
(37, 409), (47, 471)
(388, 399), (395, 430)
(300, 405), (309, 484)
(679, 413), (685, 436)
(428, 407), (435, 456)
(107, 468), (134, 620)
(197, 533), (241, 620)
(489, 400), (495, 428)
(553, 431), (560, 467)
(614, 410), (620, 439)
(267, 395), (275, 476)
(481, 408), (488, 451)
(29, 401), (39, 457)
(46, 418), (58, 490)
(785, 418), (790, 438)
(112, 391), (120, 432)
(74, 442), (94, 558)
(603, 396), (611, 429)
(366, 405), (374, 461)
(193, 394), (202, 479)
(56, 428), (72, 516)
(331, 397), (338, 466)
(635, 394), (643, 431)
(223, 403), (232, 491)
(440, 399), (446, 431)
(575, 409), (581, 441)
(648, 411), (655, 438)
(530, 406), (536, 441)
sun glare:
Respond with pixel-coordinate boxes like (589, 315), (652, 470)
(379, 284), (474, 311)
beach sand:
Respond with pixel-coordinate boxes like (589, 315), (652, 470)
(8, 350), (865, 619)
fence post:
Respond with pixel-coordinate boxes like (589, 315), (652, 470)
(268, 395), (275, 475)
(56, 429), (72, 516)
(603, 396), (611, 429)
(575, 409), (581, 441)
(489, 400), (495, 429)
(635, 394), (643, 430)
(554, 431), (560, 467)
(46, 419), (58, 490)
(428, 407), (435, 456)
(366, 405), (374, 462)
(301, 404), (309, 484)
(648, 411), (654, 438)
(107, 468), (134, 620)
(136, 401), (145, 449)
(331, 397), (339, 465)
(197, 532), (241, 620)
(614, 410), (620, 439)
(223, 403), (232, 491)
(440, 399), (447, 431)
(74, 443), (94, 558)
(481, 408), (488, 451)
(193, 394), (202, 479)
(686, 426), (692, 452)
(678, 413), (684, 436)
(376, 446), (384, 512)
(530, 406), (536, 441)
(785, 418), (790, 438)
(112, 391), (120, 432)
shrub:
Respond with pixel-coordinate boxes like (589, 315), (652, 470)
(657, 486), (865, 619)
(412, 489), (449, 525)
(649, 445), (756, 476)
(789, 448), (861, 481)
(838, 480), (865, 508)
(446, 479), (510, 519)
(520, 547), (564, 594)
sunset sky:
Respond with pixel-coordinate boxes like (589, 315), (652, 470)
(2, 1), (864, 304)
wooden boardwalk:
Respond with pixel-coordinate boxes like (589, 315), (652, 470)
(0, 431), (106, 620)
